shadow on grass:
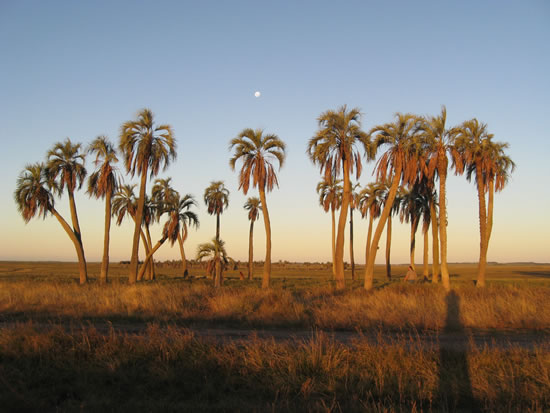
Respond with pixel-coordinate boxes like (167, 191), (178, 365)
(438, 290), (480, 411)
(516, 271), (550, 278)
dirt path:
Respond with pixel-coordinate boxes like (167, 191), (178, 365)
(2, 321), (548, 350)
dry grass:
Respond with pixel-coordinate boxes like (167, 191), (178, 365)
(1, 275), (550, 331)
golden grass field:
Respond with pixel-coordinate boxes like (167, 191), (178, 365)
(0, 261), (549, 412)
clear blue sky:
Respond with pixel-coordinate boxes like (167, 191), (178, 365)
(1, 0), (549, 264)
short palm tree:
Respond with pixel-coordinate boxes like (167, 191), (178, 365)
(204, 181), (229, 242)
(421, 106), (452, 290)
(452, 120), (514, 287)
(307, 106), (372, 289)
(244, 197), (261, 280)
(316, 176), (342, 277)
(14, 164), (87, 282)
(364, 113), (424, 290)
(358, 182), (384, 277)
(175, 194), (199, 278)
(119, 108), (176, 284)
(87, 136), (119, 284)
(111, 184), (151, 269)
(197, 238), (229, 288)
(136, 197), (181, 282)
(45, 138), (88, 284)
(229, 128), (286, 289)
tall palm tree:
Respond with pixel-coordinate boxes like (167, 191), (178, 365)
(45, 138), (88, 284)
(203, 181), (229, 242)
(422, 106), (452, 290)
(452, 121), (514, 287)
(14, 164), (87, 282)
(175, 194), (199, 278)
(244, 197), (261, 280)
(358, 182), (384, 279)
(349, 182), (360, 280)
(197, 238), (229, 288)
(87, 136), (119, 284)
(229, 128), (286, 289)
(364, 113), (424, 290)
(316, 176), (342, 277)
(381, 182), (402, 281)
(111, 184), (151, 272)
(119, 108), (176, 284)
(307, 106), (372, 289)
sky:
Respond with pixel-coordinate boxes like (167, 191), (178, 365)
(1, 0), (549, 265)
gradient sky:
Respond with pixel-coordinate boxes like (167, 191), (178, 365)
(1, 1), (549, 265)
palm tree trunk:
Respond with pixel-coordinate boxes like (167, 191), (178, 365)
(214, 259), (222, 288)
(365, 168), (401, 290)
(423, 228), (429, 279)
(476, 163), (488, 287)
(145, 225), (155, 281)
(335, 159), (350, 290)
(248, 220), (254, 280)
(430, 200), (440, 283)
(136, 225), (149, 282)
(349, 206), (355, 280)
(129, 170), (148, 284)
(216, 213), (220, 242)
(67, 189), (87, 284)
(177, 232), (188, 278)
(331, 207), (336, 278)
(50, 207), (87, 284)
(487, 178), (495, 244)
(259, 188), (272, 289)
(438, 159), (450, 291)
(99, 190), (112, 284)
(385, 215), (392, 280)
(137, 237), (167, 282)
(364, 213), (373, 280)
(410, 218), (418, 272)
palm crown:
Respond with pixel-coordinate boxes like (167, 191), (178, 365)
(46, 138), (87, 194)
(14, 163), (55, 222)
(119, 108), (176, 178)
(229, 128), (286, 194)
(87, 136), (119, 199)
(316, 176), (342, 213)
(244, 197), (261, 221)
(204, 181), (229, 216)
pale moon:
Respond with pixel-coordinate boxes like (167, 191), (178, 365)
(254, 91), (261, 98)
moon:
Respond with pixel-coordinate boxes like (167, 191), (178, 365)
(254, 91), (261, 98)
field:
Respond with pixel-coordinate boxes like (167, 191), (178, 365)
(1, 261), (549, 412)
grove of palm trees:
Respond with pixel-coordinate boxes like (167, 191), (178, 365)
(15, 105), (515, 291)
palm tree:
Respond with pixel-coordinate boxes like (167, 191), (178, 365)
(452, 120), (514, 287)
(307, 106), (372, 289)
(45, 138), (88, 284)
(197, 238), (229, 287)
(421, 106), (452, 290)
(175, 194), (200, 278)
(349, 182), (360, 280)
(399, 184), (430, 273)
(14, 163), (88, 282)
(229, 128), (286, 289)
(358, 182), (383, 278)
(364, 113), (424, 290)
(87, 136), (119, 284)
(381, 182), (402, 281)
(119, 108), (176, 284)
(316, 176), (342, 277)
(111, 184), (151, 272)
(244, 197), (261, 280)
(203, 181), (229, 242)
(136, 197), (181, 282)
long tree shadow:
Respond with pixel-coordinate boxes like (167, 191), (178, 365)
(438, 290), (481, 411)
